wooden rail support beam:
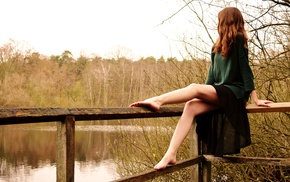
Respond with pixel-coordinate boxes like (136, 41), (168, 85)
(201, 141), (211, 182)
(57, 116), (75, 182)
(113, 156), (203, 182)
(190, 122), (200, 182)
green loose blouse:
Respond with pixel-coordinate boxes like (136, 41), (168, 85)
(206, 33), (255, 100)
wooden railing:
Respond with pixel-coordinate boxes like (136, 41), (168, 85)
(0, 102), (289, 182)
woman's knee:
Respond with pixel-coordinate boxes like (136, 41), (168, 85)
(187, 83), (197, 89)
(184, 98), (218, 117)
(187, 83), (203, 97)
(187, 84), (218, 103)
(184, 99), (200, 116)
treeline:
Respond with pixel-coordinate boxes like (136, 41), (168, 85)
(0, 41), (209, 108)
(0, 41), (288, 109)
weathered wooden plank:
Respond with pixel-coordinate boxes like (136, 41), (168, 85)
(113, 156), (203, 182)
(0, 108), (70, 117)
(0, 107), (184, 125)
(189, 123), (200, 182)
(69, 107), (184, 121)
(0, 108), (71, 125)
(246, 102), (290, 113)
(0, 102), (289, 125)
(204, 155), (290, 166)
(57, 116), (75, 182)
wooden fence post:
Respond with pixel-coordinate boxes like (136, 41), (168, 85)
(57, 116), (75, 182)
(190, 119), (212, 182)
(190, 121), (200, 182)
(201, 141), (211, 182)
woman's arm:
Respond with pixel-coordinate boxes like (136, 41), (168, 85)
(251, 90), (273, 107)
(205, 52), (215, 85)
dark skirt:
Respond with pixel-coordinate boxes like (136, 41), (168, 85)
(196, 85), (251, 156)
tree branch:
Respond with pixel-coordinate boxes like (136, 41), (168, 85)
(158, 0), (194, 26)
(262, 0), (290, 7)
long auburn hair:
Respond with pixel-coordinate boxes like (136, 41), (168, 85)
(213, 7), (248, 58)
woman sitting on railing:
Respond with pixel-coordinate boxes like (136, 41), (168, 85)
(130, 7), (272, 170)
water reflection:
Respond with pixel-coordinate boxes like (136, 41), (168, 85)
(0, 160), (118, 182)
(0, 122), (155, 182)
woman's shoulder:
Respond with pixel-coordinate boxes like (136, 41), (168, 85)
(236, 32), (244, 41)
(235, 32), (247, 47)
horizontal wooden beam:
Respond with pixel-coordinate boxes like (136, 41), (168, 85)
(113, 153), (290, 182)
(0, 102), (289, 125)
(113, 156), (203, 182)
(0, 107), (183, 125)
(246, 102), (290, 113)
(204, 155), (290, 166)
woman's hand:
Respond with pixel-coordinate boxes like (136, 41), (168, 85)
(255, 99), (273, 107)
(251, 90), (273, 107)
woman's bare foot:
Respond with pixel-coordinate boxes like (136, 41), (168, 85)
(153, 152), (176, 170)
(129, 98), (161, 111)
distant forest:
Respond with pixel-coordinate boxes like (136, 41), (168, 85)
(0, 38), (288, 108)
(0, 40), (207, 108)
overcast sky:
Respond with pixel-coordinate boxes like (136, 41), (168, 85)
(0, 0), (195, 60)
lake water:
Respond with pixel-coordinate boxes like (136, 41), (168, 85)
(0, 160), (118, 182)
(0, 122), (160, 182)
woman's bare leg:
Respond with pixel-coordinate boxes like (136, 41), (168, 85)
(154, 90), (220, 170)
(129, 84), (218, 111)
